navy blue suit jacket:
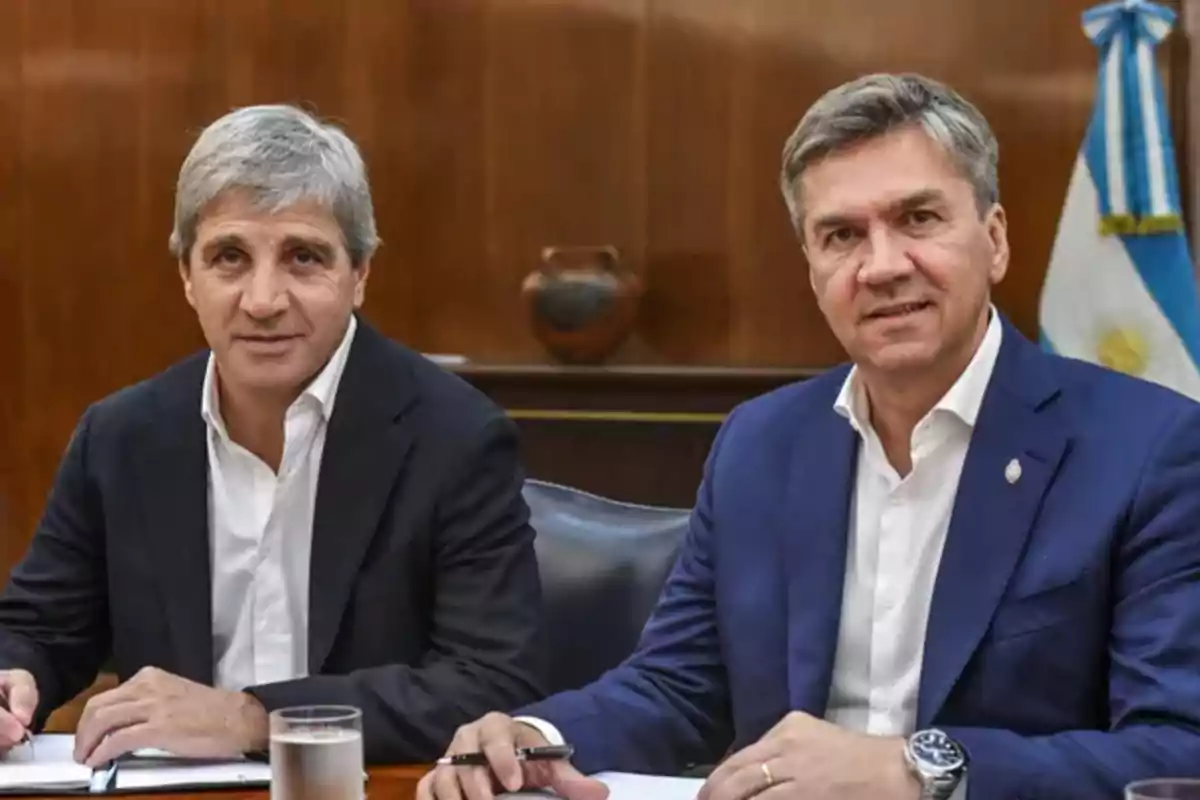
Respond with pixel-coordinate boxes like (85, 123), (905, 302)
(0, 319), (546, 763)
(519, 321), (1200, 799)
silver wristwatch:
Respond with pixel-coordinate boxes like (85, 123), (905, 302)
(903, 729), (967, 800)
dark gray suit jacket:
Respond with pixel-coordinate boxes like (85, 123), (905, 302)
(0, 319), (547, 763)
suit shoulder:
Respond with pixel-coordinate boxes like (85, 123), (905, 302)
(722, 365), (852, 437)
(1047, 353), (1200, 425)
(381, 341), (509, 437)
(78, 351), (209, 435)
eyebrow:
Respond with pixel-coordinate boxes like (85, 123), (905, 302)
(281, 236), (336, 263)
(199, 234), (248, 259)
(810, 189), (949, 236)
(892, 189), (948, 214)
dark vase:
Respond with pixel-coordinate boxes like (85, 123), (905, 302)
(520, 245), (643, 365)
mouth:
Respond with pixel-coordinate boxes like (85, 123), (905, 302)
(237, 334), (300, 342)
(235, 334), (302, 353)
(864, 300), (934, 321)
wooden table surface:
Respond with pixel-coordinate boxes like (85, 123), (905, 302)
(9, 765), (430, 799)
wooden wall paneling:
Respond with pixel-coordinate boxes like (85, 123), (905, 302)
(725, 0), (845, 366)
(383, 0), (485, 357)
(456, 364), (818, 505)
(10, 1), (189, 570)
(639, 0), (740, 366)
(0, 2), (23, 570)
(483, 0), (649, 364)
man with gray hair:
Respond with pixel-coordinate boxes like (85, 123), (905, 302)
(420, 73), (1200, 800)
(0, 105), (547, 764)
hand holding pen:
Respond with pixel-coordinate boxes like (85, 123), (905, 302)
(436, 744), (575, 766)
(418, 712), (607, 800)
(0, 669), (38, 755)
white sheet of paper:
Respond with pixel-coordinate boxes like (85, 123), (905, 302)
(115, 761), (271, 790)
(499, 771), (703, 800)
(0, 734), (92, 790)
(0, 733), (271, 792)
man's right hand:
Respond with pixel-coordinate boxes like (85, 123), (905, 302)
(0, 669), (38, 753)
(416, 712), (609, 800)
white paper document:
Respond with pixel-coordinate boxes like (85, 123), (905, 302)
(0, 734), (271, 793)
(500, 771), (703, 800)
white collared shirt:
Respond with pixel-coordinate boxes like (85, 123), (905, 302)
(200, 315), (358, 691)
(825, 308), (1002, 735)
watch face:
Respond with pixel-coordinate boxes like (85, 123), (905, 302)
(910, 730), (965, 771)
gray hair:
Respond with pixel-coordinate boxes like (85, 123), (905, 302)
(169, 104), (379, 266)
(779, 73), (999, 233)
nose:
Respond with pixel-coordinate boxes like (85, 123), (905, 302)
(239, 262), (289, 319)
(857, 227), (915, 287)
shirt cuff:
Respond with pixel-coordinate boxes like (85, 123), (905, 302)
(513, 716), (565, 746)
(950, 775), (968, 800)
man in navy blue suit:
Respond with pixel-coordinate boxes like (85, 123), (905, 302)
(0, 105), (546, 766)
(419, 72), (1200, 800)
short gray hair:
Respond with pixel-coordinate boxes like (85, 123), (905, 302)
(169, 104), (379, 266)
(779, 73), (999, 233)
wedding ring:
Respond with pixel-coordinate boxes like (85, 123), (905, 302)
(761, 762), (775, 787)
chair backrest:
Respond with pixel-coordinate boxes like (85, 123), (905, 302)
(523, 479), (690, 694)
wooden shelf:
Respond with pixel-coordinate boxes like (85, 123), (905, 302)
(445, 362), (827, 506)
(450, 362), (823, 382)
(447, 362), (823, 410)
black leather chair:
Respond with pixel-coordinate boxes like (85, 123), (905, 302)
(523, 479), (690, 694)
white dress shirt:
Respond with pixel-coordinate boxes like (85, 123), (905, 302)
(200, 315), (358, 692)
(520, 309), (1003, 792)
(825, 308), (1002, 736)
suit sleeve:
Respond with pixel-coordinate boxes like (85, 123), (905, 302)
(0, 406), (111, 726)
(514, 412), (738, 776)
(246, 414), (547, 764)
(941, 403), (1200, 800)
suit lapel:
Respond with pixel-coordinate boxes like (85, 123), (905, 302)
(137, 356), (214, 684)
(307, 323), (418, 672)
(783, 374), (858, 716)
(917, 326), (1070, 724)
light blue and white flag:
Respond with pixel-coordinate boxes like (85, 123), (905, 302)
(1039, 0), (1200, 398)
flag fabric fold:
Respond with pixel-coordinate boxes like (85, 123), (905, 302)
(1038, 0), (1200, 398)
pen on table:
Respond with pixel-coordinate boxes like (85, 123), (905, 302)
(436, 744), (574, 766)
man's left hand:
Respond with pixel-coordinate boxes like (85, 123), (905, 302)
(698, 711), (920, 800)
(73, 666), (268, 767)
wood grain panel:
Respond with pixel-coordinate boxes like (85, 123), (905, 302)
(640, 0), (741, 364)
(0, 1), (22, 571)
(393, 0), (485, 354)
(483, 0), (649, 363)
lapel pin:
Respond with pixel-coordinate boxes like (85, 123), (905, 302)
(1005, 458), (1022, 485)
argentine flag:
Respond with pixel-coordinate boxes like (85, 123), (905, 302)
(1039, 0), (1200, 399)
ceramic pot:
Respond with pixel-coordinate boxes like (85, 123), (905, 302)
(520, 245), (642, 365)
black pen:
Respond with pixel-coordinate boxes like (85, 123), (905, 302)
(436, 744), (574, 766)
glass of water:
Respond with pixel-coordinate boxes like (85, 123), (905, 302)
(269, 705), (364, 800)
(1127, 780), (1200, 799)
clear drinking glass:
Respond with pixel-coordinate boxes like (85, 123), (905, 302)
(269, 705), (364, 800)
(1127, 779), (1200, 799)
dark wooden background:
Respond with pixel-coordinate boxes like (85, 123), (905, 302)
(0, 0), (1188, 578)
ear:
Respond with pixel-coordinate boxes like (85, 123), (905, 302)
(984, 204), (1010, 285)
(178, 260), (197, 309)
(352, 259), (371, 309)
